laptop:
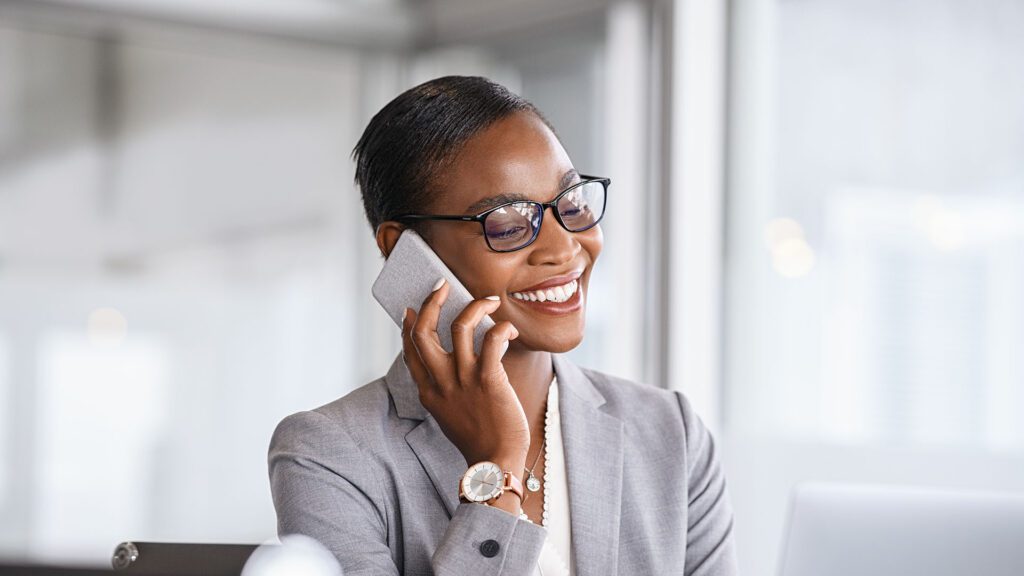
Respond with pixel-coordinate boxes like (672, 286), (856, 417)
(778, 483), (1024, 576)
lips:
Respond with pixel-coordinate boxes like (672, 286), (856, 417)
(508, 277), (584, 313)
(512, 269), (585, 293)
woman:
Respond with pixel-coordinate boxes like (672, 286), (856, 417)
(268, 76), (738, 575)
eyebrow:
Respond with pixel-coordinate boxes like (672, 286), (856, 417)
(464, 169), (580, 213)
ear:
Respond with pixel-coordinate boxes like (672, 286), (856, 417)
(375, 221), (406, 259)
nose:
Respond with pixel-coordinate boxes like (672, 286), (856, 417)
(526, 206), (580, 266)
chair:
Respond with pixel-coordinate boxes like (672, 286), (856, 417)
(111, 542), (260, 576)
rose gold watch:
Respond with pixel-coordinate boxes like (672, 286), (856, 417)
(459, 461), (525, 504)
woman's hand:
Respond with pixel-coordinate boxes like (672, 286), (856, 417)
(401, 279), (530, 480)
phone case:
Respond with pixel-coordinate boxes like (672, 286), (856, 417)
(372, 230), (495, 355)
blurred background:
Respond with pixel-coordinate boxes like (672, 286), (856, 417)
(0, 0), (1022, 574)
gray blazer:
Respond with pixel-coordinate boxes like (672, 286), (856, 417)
(268, 353), (738, 575)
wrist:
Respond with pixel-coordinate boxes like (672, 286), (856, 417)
(488, 489), (523, 516)
(489, 452), (527, 474)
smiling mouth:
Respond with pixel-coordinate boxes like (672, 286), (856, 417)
(509, 278), (579, 303)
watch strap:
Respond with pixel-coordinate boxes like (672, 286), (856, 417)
(502, 470), (525, 502)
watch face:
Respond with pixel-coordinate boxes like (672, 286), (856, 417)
(462, 461), (504, 502)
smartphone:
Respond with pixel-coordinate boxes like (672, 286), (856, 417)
(372, 229), (495, 355)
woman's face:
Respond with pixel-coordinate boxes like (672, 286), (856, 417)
(423, 111), (603, 353)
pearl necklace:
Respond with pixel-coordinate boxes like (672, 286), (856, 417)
(523, 377), (572, 576)
(520, 381), (554, 528)
(542, 385), (552, 527)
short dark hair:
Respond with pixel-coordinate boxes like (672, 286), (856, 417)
(352, 75), (552, 236)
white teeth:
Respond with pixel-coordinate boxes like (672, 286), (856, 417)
(510, 278), (579, 304)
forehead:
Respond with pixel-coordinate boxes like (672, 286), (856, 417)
(431, 111), (575, 213)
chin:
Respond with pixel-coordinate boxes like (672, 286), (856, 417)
(545, 336), (583, 354)
(520, 325), (585, 354)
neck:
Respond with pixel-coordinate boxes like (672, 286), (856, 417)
(501, 345), (553, 438)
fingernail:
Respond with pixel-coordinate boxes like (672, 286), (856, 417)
(500, 340), (509, 358)
(484, 295), (500, 301)
(403, 308), (412, 324)
(432, 278), (446, 292)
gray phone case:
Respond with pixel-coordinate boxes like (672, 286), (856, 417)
(372, 230), (495, 354)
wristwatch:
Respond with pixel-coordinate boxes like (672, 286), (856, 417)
(459, 461), (525, 504)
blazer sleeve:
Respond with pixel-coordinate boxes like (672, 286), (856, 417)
(675, 392), (740, 576)
(268, 409), (547, 575)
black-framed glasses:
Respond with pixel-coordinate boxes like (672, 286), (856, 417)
(394, 175), (609, 252)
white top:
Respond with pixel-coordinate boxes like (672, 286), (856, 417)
(532, 374), (573, 576)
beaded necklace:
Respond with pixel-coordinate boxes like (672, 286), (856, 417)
(519, 380), (554, 527)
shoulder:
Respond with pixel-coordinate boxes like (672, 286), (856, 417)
(267, 380), (396, 540)
(578, 366), (688, 423)
(575, 365), (710, 455)
(269, 376), (397, 458)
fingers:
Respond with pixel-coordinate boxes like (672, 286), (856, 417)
(401, 308), (433, 390)
(407, 279), (461, 398)
(407, 278), (512, 394)
(451, 295), (503, 381)
(410, 279), (451, 373)
(478, 321), (520, 380)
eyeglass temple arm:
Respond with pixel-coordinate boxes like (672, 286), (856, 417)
(395, 214), (480, 223)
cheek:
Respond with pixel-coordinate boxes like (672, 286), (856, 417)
(426, 227), (512, 293)
(455, 254), (522, 299)
(582, 226), (604, 263)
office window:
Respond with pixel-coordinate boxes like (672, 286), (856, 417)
(725, 1), (1024, 574)
(30, 331), (167, 564)
(0, 335), (8, 504)
(726, 0), (1024, 450)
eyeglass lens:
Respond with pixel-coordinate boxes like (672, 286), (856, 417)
(482, 180), (606, 251)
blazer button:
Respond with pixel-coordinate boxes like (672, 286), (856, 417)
(479, 539), (500, 558)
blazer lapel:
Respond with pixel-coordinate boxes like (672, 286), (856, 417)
(385, 349), (627, 571)
(384, 353), (465, 518)
(405, 417), (465, 518)
(553, 354), (624, 575)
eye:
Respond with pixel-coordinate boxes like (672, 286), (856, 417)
(488, 225), (528, 240)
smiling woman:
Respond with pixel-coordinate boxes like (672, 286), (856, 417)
(267, 76), (738, 575)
